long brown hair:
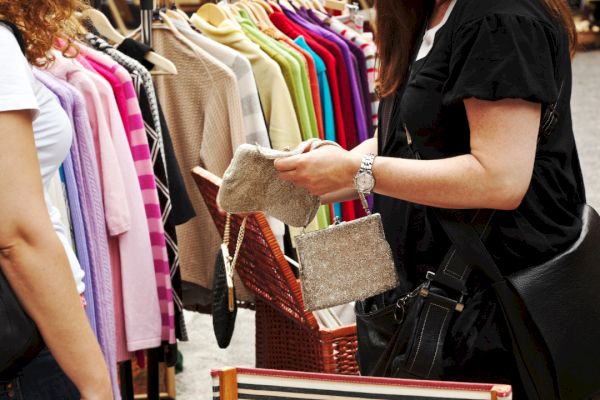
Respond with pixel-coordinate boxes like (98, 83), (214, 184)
(0, 0), (89, 67)
(375, 0), (577, 98)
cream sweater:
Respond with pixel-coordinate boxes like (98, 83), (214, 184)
(152, 23), (247, 297)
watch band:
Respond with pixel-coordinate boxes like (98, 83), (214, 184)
(360, 153), (376, 174)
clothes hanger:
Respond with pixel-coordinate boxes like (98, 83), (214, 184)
(79, 8), (178, 75)
(296, 0), (314, 10)
(323, 0), (346, 12)
(245, 1), (277, 28)
(165, 8), (188, 22)
(250, 0), (275, 14)
(234, 2), (260, 23)
(277, 0), (296, 11)
(196, 3), (230, 26)
(174, 5), (192, 22)
(223, 3), (247, 24)
(311, 0), (328, 13)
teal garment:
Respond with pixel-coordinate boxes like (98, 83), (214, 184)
(295, 35), (341, 220)
(294, 36), (335, 142)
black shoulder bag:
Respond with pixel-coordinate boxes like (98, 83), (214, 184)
(357, 82), (600, 399)
(0, 21), (44, 380)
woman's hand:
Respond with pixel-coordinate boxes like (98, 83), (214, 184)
(274, 144), (362, 196)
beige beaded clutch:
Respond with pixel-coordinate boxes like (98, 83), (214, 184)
(296, 196), (400, 311)
(218, 140), (323, 227)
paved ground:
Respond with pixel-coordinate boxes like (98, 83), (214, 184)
(175, 50), (600, 399)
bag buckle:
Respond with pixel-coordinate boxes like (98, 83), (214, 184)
(394, 285), (424, 323)
(419, 271), (466, 312)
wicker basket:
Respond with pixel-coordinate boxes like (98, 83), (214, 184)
(192, 167), (359, 375)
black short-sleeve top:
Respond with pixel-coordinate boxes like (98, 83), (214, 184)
(375, 0), (586, 288)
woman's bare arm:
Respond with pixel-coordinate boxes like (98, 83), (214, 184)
(0, 110), (111, 399)
(276, 98), (540, 210)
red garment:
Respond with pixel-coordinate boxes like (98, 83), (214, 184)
(270, 10), (356, 221)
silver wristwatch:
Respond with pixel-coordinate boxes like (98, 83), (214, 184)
(354, 153), (376, 195)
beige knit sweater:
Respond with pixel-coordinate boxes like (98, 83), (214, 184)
(151, 23), (247, 301)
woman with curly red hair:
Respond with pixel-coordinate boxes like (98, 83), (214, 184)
(0, 1), (111, 398)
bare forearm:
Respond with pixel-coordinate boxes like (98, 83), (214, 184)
(370, 154), (525, 210)
(0, 236), (111, 397)
(277, 100), (538, 212)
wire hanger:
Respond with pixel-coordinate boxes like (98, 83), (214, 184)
(80, 8), (178, 75)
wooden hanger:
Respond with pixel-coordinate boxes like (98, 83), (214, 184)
(297, 0), (314, 9)
(196, 3), (230, 26)
(311, 0), (328, 13)
(246, 1), (277, 27)
(234, 2), (260, 23)
(79, 8), (178, 75)
(251, 0), (275, 14)
(278, 0), (295, 11)
(165, 8), (188, 22)
(221, 2), (244, 22)
(175, 8), (192, 22)
(323, 0), (345, 11)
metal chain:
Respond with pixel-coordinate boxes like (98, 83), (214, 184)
(230, 217), (248, 276)
(223, 213), (232, 246)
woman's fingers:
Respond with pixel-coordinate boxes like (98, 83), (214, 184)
(274, 154), (302, 172)
(278, 169), (299, 183)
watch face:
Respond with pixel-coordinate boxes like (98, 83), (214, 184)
(356, 173), (375, 192)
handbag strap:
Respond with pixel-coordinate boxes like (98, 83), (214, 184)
(222, 213), (248, 311)
(431, 208), (558, 399)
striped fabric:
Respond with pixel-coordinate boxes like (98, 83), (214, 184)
(316, 14), (379, 131)
(86, 34), (188, 341)
(211, 368), (513, 400)
(101, 57), (176, 344)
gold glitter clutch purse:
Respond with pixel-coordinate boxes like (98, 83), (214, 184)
(296, 194), (400, 311)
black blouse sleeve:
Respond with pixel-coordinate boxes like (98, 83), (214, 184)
(443, 14), (559, 106)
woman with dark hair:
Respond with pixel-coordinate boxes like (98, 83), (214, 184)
(0, 1), (111, 398)
(275, 0), (582, 394)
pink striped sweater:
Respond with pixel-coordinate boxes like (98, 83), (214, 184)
(81, 47), (176, 345)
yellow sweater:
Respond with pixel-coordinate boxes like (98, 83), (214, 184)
(191, 14), (302, 151)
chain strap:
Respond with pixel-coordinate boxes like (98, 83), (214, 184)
(223, 213), (232, 246)
(230, 217), (248, 274)
(222, 213), (248, 312)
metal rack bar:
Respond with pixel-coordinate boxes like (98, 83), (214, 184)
(141, 0), (154, 47)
